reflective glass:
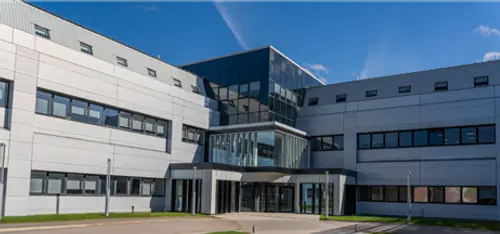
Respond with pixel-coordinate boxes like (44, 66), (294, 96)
(70, 99), (88, 122)
(53, 95), (70, 117)
(445, 128), (460, 145)
(250, 81), (260, 97)
(461, 127), (477, 144)
(478, 125), (495, 143)
(414, 130), (428, 146)
(239, 84), (249, 97)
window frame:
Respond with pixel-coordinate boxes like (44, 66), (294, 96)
(308, 97), (318, 106)
(474, 76), (489, 87)
(335, 94), (347, 103)
(34, 24), (50, 39)
(398, 85), (411, 94)
(147, 68), (157, 77)
(365, 89), (378, 98)
(116, 56), (128, 67)
(434, 81), (448, 92)
(79, 42), (93, 55)
(191, 85), (200, 94)
(173, 78), (182, 88)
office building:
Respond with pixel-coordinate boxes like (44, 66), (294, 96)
(0, 1), (498, 220)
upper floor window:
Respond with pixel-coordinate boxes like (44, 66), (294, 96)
(474, 76), (489, 87)
(312, 135), (344, 151)
(34, 24), (50, 39)
(191, 85), (200, 94)
(147, 68), (157, 77)
(182, 125), (205, 145)
(173, 78), (182, 88)
(399, 85), (411, 94)
(79, 42), (93, 55)
(336, 94), (347, 103)
(365, 90), (377, 98)
(308, 97), (318, 106)
(0, 81), (9, 108)
(116, 56), (128, 67)
(434, 81), (448, 92)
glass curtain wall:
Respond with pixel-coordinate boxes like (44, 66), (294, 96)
(209, 130), (310, 168)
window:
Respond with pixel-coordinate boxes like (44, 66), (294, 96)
(47, 173), (64, 195)
(0, 81), (9, 107)
(66, 174), (83, 194)
(461, 127), (477, 144)
(428, 187), (444, 203)
(88, 104), (103, 125)
(358, 186), (370, 201)
(191, 85), (200, 94)
(30, 172), (45, 194)
(53, 95), (70, 118)
(119, 112), (131, 128)
(104, 108), (119, 127)
(371, 133), (384, 148)
(444, 128), (460, 145)
(34, 24), (50, 39)
(312, 137), (321, 151)
(249, 81), (260, 97)
(144, 118), (155, 134)
(474, 76), (488, 87)
(80, 42), (93, 55)
(462, 187), (477, 203)
(399, 131), (412, 147)
(399, 85), (411, 93)
(147, 68), (157, 77)
(156, 121), (166, 137)
(142, 179), (153, 196)
(84, 176), (99, 195)
(153, 179), (165, 196)
(173, 78), (182, 88)
(116, 56), (128, 67)
(385, 187), (398, 202)
(478, 125), (495, 143)
(130, 178), (141, 196)
(429, 128), (444, 145)
(321, 136), (333, 150)
(365, 89), (377, 98)
(333, 135), (344, 150)
(478, 187), (496, 205)
(434, 81), (448, 92)
(36, 91), (52, 114)
(358, 134), (371, 149)
(371, 186), (384, 201)
(182, 125), (205, 145)
(385, 132), (398, 148)
(398, 187), (408, 202)
(131, 114), (144, 132)
(116, 177), (129, 195)
(414, 130), (428, 146)
(414, 187), (428, 202)
(336, 94), (347, 103)
(308, 97), (318, 106)
(228, 85), (238, 100)
(445, 187), (461, 203)
(70, 99), (88, 122)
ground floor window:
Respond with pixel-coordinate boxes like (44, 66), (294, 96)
(171, 179), (202, 213)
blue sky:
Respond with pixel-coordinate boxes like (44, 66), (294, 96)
(33, 2), (500, 84)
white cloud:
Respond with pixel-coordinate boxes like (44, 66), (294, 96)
(483, 52), (500, 61)
(305, 63), (329, 74)
(473, 25), (500, 38)
(138, 4), (159, 12)
(214, 1), (249, 50)
(318, 77), (328, 84)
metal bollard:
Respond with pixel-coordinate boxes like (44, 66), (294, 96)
(252, 225), (256, 233)
(131, 205), (135, 213)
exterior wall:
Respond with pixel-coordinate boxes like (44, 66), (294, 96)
(297, 61), (500, 220)
(0, 19), (218, 216)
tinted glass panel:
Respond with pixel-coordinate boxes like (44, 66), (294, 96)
(478, 125), (495, 143)
(358, 134), (371, 149)
(385, 132), (398, 148)
(156, 121), (166, 136)
(399, 85), (411, 93)
(144, 119), (155, 133)
(371, 186), (383, 201)
(322, 136), (333, 150)
(0, 82), (8, 107)
(462, 187), (477, 203)
(132, 115), (144, 131)
(333, 135), (344, 150)
(414, 130), (428, 146)
(385, 187), (398, 202)
(88, 104), (103, 124)
(359, 186), (370, 201)
(399, 131), (412, 147)
(398, 187), (408, 202)
(429, 129), (444, 145)
(70, 99), (88, 122)
(228, 85), (238, 100)
(445, 187), (461, 203)
(414, 187), (428, 202)
(53, 95), (70, 117)
(444, 128), (460, 145)
(461, 127), (477, 144)
(428, 187), (444, 203)
(66, 174), (83, 194)
(47, 173), (64, 194)
(371, 133), (384, 148)
(36, 91), (52, 114)
(104, 108), (119, 127)
(119, 112), (130, 128)
(249, 81), (260, 97)
(478, 187), (496, 205)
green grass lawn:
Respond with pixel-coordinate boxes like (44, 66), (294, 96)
(205, 232), (249, 234)
(321, 215), (500, 231)
(2, 212), (209, 224)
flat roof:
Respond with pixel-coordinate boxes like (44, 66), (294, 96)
(208, 121), (308, 137)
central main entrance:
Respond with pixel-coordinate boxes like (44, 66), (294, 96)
(239, 182), (295, 213)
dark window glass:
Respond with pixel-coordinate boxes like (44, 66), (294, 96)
(238, 98), (249, 113)
(116, 56), (127, 67)
(478, 125), (495, 143)
(414, 187), (428, 202)
(308, 97), (318, 106)
(80, 42), (93, 55)
(156, 120), (166, 137)
(249, 81), (260, 97)
(322, 136), (333, 150)
(371, 186), (384, 201)
(84, 175), (99, 195)
(249, 98), (259, 112)
(333, 135), (344, 150)
(435, 81), (448, 91)
(358, 134), (371, 149)
(130, 178), (141, 196)
(228, 85), (238, 100)
(239, 84), (249, 97)
(118, 112), (131, 128)
(428, 187), (444, 203)
(358, 186), (370, 201)
(144, 118), (155, 134)
(399, 131), (412, 147)
(131, 115), (144, 131)
(399, 85), (411, 93)
(385, 187), (398, 202)
(66, 174), (84, 194)
(365, 90), (377, 97)
(312, 137), (322, 151)
(104, 108), (119, 127)
(371, 133), (384, 148)
(53, 95), (70, 118)
(461, 127), (477, 144)
(414, 130), (428, 146)
(153, 179), (165, 196)
(444, 128), (460, 145)
(36, 91), (52, 114)
(336, 94), (347, 103)
(445, 187), (461, 203)
(398, 187), (408, 202)
(260, 111), (268, 123)
(238, 113), (248, 124)
(173, 78), (182, 88)
(462, 187), (478, 203)
(229, 114), (238, 125)
(116, 177), (129, 195)
(70, 99), (88, 122)
(385, 132), (398, 148)
(147, 68), (157, 77)
(0, 81), (8, 107)
(88, 104), (103, 125)
(34, 24), (50, 39)
(191, 85), (199, 94)
(474, 76), (489, 87)
(429, 129), (444, 145)
(219, 87), (228, 100)
(478, 187), (496, 205)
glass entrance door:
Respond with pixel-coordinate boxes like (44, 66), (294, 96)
(264, 184), (278, 212)
(279, 186), (294, 212)
(299, 183), (333, 214)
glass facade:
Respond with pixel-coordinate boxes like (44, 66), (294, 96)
(181, 47), (323, 127)
(209, 130), (310, 169)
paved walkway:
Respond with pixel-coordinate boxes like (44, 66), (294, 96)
(0, 213), (497, 234)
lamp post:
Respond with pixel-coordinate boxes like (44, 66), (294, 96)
(105, 158), (111, 217)
(407, 172), (411, 222)
(0, 143), (6, 222)
(325, 170), (329, 219)
(192, 166), (197, 216)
